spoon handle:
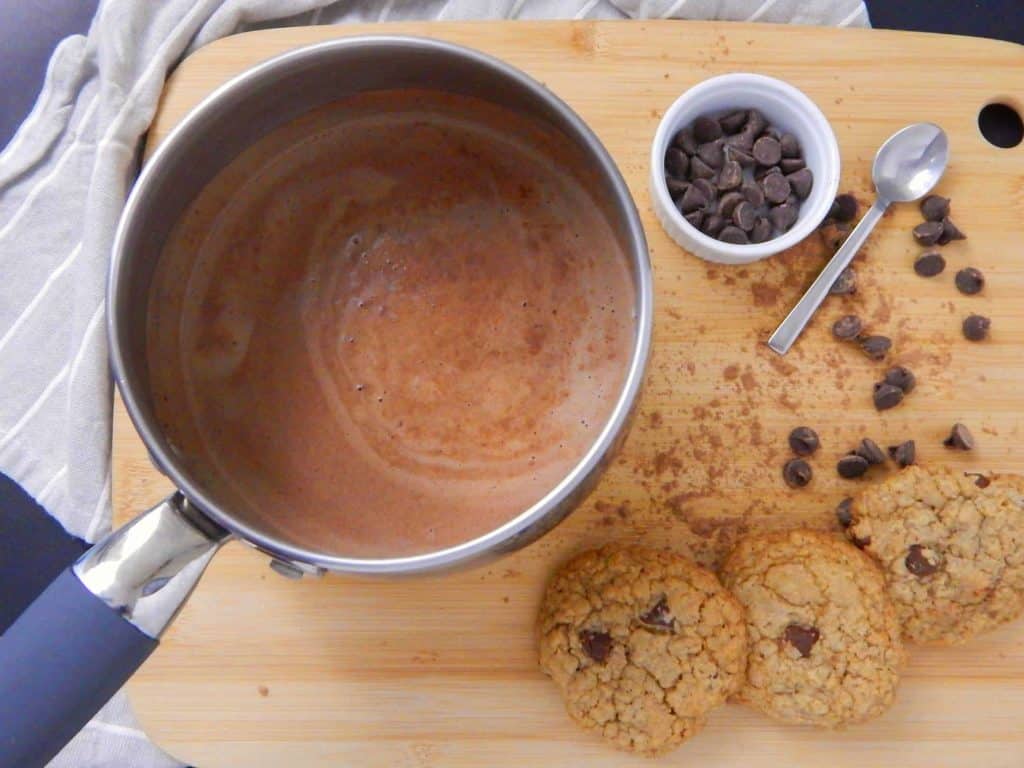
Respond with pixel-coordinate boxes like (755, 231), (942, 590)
(768, 200), (888, 355)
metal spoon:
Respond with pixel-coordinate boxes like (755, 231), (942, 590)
(768, 123), (949, 355)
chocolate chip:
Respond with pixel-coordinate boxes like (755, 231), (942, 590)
(679, 185), (708, 213)
(697, 139), (725, 169)
(786, 168), (813, 200)
(762, 172), (791, 204)
(741, 180), (765, 207)
(693, 115), (723, 143)
(683, 210), (704, 230)
(725, 145), (756, 168)
(913, 220), (944, 246)
(884, 365), (916, 393)
(962, 314), (991, 341)
(750, 217), (773, 243)
(855, 438), (887, 465)
(666, 177), (689, 197)
(762, 126), (782, 141)
(783, 624), (820, 657)
(829, 193), (859, 223)
(837, 454), (870, 479)
(665, 147), (689, 179)
(888, 440), (916, 467)
(718, 191), (745, 217)
(835, 497), (854, 527)
(717, 159), (742, 190)
(754, 164), (782, 182)
(733, 201), (756, 232)
(905, 544), (940, 577)
(745, 109), (768, 136)
(860, 334), (891, 360)
(752, 135), (782, 166)
(873, 381), (904, 410)
(920, 194), (950, 221)
(718, 226), (750, 245)
(783, 458), (813, 488)
(639, 597), (674, 630)
(965, 472), (991, 488)
(913, 250), (946, 277)
(829, 266), (857, 295)
(832, 314), (863, 340)
(779, 133), (801, 158)
(788, 426), (820, 456)
(673, 128), (698, 155)
(702, 214), (726, 237)
(820, 221), (852, 252)
(689, 156), (716, 180)
(725, 131), (754, 152)
(579, 629), (612, 662)
(769, 203), (798, 233)
(938, 216), (966, 245)
(851, 532), (872, 549)
(955, 267), (985, 295)
(692, 178), (718, 207)
(779, 157), (805, 174)
(719, 110), (748, 135)
(943, 422), (975, 450)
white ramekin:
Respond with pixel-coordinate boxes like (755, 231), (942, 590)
(650, 73), (841, 266)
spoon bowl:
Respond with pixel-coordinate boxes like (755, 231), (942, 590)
(873, 122), (949, 204)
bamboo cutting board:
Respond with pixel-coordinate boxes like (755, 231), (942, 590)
(114, 21), (1024, 768)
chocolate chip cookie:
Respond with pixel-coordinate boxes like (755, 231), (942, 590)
(721, 529), (905, 728)
(537, 546), (747, 755)
(846, 465), (1024, 644)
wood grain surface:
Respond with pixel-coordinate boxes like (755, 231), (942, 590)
(114, 20), (1024, 768)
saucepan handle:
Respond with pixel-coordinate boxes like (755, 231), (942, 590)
(0, 493), (227, 768)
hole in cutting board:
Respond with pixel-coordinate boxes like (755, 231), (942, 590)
(978, 103), (1023, 148)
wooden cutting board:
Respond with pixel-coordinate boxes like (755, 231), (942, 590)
(114, 20), (1024, 768)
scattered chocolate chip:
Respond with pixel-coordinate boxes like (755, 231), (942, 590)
(769, 203), (798, 233)
(860, 334), (892, 360)
(732, 200), (756, 232)
(689, 156), (716, 180)
(752, 135), (782, 166)
(913, 220), (944, 246)
(679, 185), (708, 213)
(665, 147), (689, 179)
(920, 194), (950, 222)
(693, 115), (723, 143)
(913, 250), (946, 277)
(718, 191), (744, 217)
(672, 128), (698, 155)
(888, 440), (916, 467)
(579, 629), (612, 662)
(830, 193), (859, 223)
(837, 454), (870, 479)
(786, 168), (813, 200)
(943, 422), (975, 450)
(851, 532), (872, 549)
(718, 225), (750, 245)
(750, 217), (772, 243)
(779, 133), (801, 158)
(762, 172), (791, 204)
(783, 458), (813, 488)
(962, 314), (991, 341)
(965, 472), (991, 488)
(702, 214), (726, 237)
(873, 381), (904, 410)
(937, 216), (966, 245)
(855, 438), (887, 465)
(835, 497), (854, 528)
(820, 221), (852, 252)
(829, 266), (857, 295)
(666, 177), (689, 197)
(788, 426), (820, 456)
(692, 178), (718, 206)
(783, 624), (820, 657)
(697, 139), (725, 169)
(719, 110), (748, 134)
(683, 210), (704, 230)
(639, 597), (674, 629)
(741, 180), (765, 207)
(717, 159), (742, 190)
(779, 157), (806, 174)
(905, 544), (940, 577)
(725, 145), (756, 168)
(955, 267), (985, 295)
(832, 314), (863, 340)
(884, 365), (916, 393)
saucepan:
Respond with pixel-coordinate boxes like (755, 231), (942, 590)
(0, 36), (652, 767)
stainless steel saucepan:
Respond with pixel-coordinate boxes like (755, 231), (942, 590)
(0, 36), (652, 767)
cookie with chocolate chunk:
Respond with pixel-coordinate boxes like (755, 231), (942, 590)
(846, 465), (1024, 644)
(537, 546), (747, 755)
(721, 529), (904, 728)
